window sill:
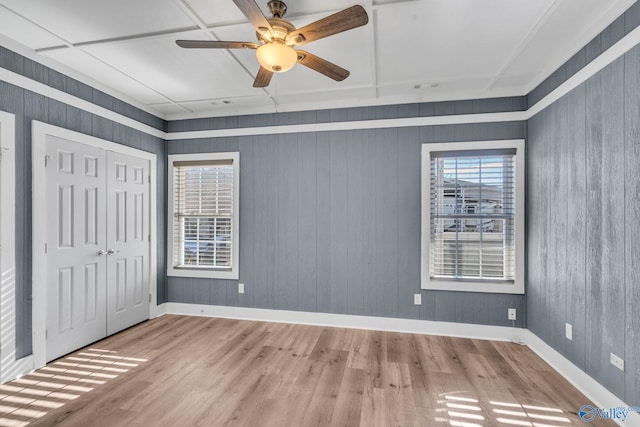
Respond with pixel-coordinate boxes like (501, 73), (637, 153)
(422, 278), (525, 294)
(167, 267), (238, 280)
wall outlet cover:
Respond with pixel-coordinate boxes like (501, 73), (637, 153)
(508, 308), (516, 321)
(565, 323), (573, 340)
(414, 294), (422, 305)
(610, 353), (624, 371)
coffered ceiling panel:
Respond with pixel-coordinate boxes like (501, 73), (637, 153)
(0, 0), (195, 44)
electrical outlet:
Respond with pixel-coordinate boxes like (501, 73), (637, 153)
(238, 283), (245, 294)
(508, 308), (516, 321)
(414, 294), (422, 305)
(610, 353), (624, 371)
(565, 323), (573, 340)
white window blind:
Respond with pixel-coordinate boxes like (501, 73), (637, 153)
(429, 149), (516, 282)
(172, 159), (234, 270)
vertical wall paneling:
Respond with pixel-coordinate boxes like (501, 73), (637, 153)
(548, 96), (568, 354)
(624, 44), (640, 407)
(397, 128), (421, 320)
(265, 135), (279, 309)
(590, 55), (625, 397)
(527, 107), (550, 342)
(346, 130), (364, 316)
(328, 131), (348, 314)
(374, 128), (399, 318)
(584, 68), (604, 392)
(565, 85), (587, 370)
(277, 133), (299, 310)
(251, 135), (269, 308)
(237, 136), (254, 308)
(297, 132), (318, 312)
(315, 132), (331, 313)
(361, 129), (378, 317)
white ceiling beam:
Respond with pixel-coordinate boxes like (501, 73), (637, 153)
(35, 26), (200, 53)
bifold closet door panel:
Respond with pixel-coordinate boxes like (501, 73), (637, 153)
(45, 136), (107, 362)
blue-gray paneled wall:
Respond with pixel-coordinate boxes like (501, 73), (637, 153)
(527, 42), (640, 406)
(167, 106), (527, 326)
(1, 47), (167, 358)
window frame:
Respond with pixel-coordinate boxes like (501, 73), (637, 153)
(421, 139), (525, 294)
(167, 152), (240, 280)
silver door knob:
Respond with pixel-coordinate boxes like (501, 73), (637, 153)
(107, 248), (120, 255)
(98, 249), (108, 256)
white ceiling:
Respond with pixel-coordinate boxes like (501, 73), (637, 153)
(0, 0), (635, 120)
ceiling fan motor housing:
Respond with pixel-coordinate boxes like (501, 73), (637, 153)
(256, 17), (296, 43)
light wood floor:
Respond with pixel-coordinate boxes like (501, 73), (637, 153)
(0, 315), (613, 426)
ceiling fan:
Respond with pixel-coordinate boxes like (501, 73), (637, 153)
(176, 0), (369, 88)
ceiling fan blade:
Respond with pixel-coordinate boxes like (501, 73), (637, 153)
(176, 40), (258, 49)
(286, 5), (368, 45)
(232, 0), (274, 38)
(253, 67), (274, 87)
(296, 50), (349, 82)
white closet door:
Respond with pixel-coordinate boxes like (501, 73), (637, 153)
(105, 151), (150, 335)
(46, 137), (107, 362)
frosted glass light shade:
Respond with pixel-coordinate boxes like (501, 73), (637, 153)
(256, 42), (297, 73)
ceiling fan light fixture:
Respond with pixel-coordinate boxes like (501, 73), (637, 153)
(256, 41), (297, 72)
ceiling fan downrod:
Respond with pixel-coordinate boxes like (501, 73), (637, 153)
(267, 0), (287, 18)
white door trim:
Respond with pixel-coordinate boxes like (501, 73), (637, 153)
(0, 110), (34, 383)
(32, 121), (158, 369)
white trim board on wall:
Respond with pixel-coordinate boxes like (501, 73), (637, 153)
(159, 303), (639, 426)
(31, 121), (159, 370)
(0, 110), (34, 384)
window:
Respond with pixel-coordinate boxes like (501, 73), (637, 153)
(421, 140), (524, 294)
(167, 152), (239, 279)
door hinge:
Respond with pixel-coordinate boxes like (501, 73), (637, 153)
(45, 329), (48, 339)
(148, 234), (151, 242)
(148, 175), (151, 183)
(149, 294), (152, 303)
(45, 243), (47, 253)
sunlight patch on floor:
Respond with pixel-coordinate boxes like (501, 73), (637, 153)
(434, 392), (572, 427)
(0, 348), (147, 426)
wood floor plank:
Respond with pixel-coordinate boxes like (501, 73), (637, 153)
(2, 316), (614, 426)
(329, 367), (365, 427)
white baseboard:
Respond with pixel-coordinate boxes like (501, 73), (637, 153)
(158, 303), (638, 426)
(1, 355), (34, 384)
(160, 302), (527, 342)
(524, 330), (639, 426)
